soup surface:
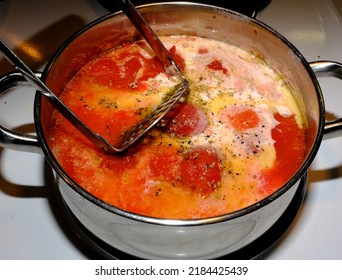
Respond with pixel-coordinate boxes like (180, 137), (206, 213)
(48, 35), (307, 219)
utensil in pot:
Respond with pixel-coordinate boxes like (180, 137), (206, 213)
(0, 40), (121, 153)
(116, 0), (186, 77)
(113, 0), (189, 146)
(0, 2), (189, 154)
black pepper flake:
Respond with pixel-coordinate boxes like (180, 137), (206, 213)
(98, 98), (118, 109)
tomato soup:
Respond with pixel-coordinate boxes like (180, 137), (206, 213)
(48, 35), (307, 219)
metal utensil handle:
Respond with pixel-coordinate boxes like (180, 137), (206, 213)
(0, 40), (118, 153)
(310, 60), (342, 140)
(0, 71), (42, 154)
(115, 0), (182, 77)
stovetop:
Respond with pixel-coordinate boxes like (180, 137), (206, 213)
(1, 0), (342, 259)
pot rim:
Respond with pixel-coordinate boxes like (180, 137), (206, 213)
(34, 2), (325, 226)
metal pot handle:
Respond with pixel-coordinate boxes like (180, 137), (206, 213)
(310, 61), (342, 140)
(0, 71), (42, 154)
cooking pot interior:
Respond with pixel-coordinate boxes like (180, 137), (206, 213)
(38, 3), (322, 203)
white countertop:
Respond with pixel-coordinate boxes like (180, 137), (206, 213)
(1, 0), (342, 259)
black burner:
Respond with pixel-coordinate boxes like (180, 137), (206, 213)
(97, 0), (272, 18)
(58, 173), (307, 260)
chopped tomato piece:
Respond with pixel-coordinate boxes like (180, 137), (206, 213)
(169, 45), (186, 72)
(207, 60), (229, 75)
(149, 146), (222, 196)
(180, 147), (222, 196)
(198, 47), (208, 54)
(138, 56), (164, 82)
(227, 108), (260, 131)
(89, 56), (144, 90)
(88, 59), (121, 87)
(163, 102), (209, 137)
(88, 49), (165, 90)
(261, 113), (306, 194)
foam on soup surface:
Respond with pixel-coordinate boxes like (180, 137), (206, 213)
(48, 35), (306, 219)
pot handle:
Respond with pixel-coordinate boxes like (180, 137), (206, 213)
(0, 71), (42, 154)
(310, 61), (342, 140)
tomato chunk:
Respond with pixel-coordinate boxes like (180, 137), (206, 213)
(180, 147), (222, 196)
(88, 48), (165, 90)
(149, 146), (222, 196)
(261, 113), (306, 194)
(198, 47), (208, 54)
(88, 59), (122, 87)
(138, 56), (164, 83)
(207, 59), (229, 75)
(227, 108), (260, 131)
(163, 102), (209, 137)
(169, 45), (186, 72)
